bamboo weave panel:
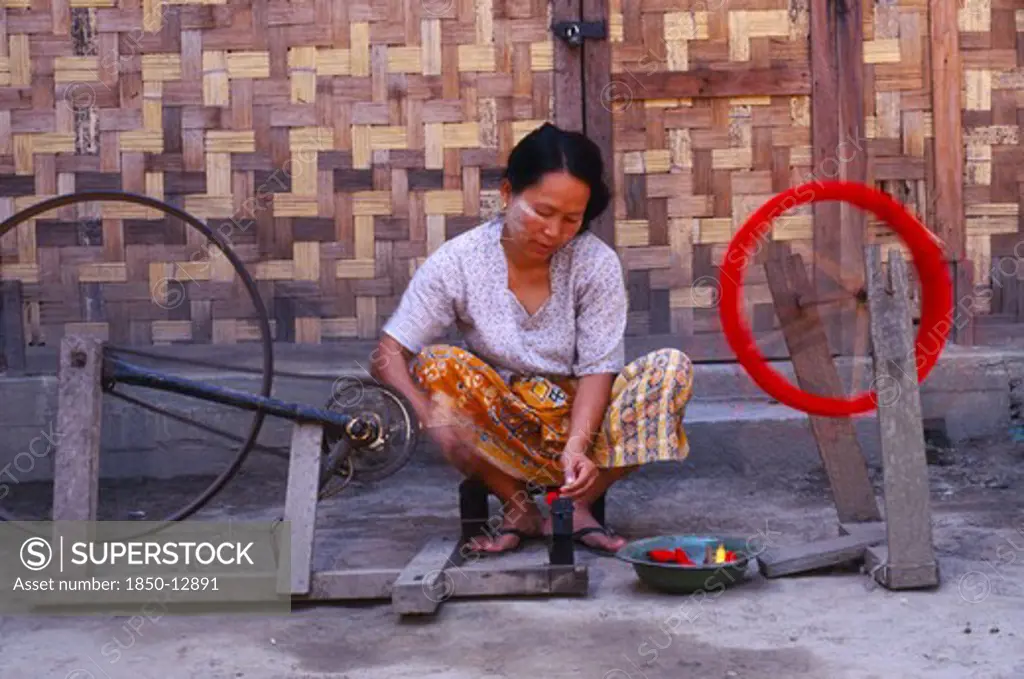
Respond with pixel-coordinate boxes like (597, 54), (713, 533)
(607, 0), (813, 339)
(865, 0), (1023, 318)
(0, 0), (555, 345)
(956, 0), (1024, 317)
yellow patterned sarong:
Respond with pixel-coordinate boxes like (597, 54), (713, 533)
(410, 344), (694, 487)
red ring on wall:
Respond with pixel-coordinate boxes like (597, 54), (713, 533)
(717, 180), (953, 417)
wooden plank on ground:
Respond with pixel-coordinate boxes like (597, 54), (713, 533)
(757, 532), (886, 578)
(391, 536), (463, 615)
(928, 0), (965, 262)
(863, 246), (939, 590)
(763, 253), (881, 524)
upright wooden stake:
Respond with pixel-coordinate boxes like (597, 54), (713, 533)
(53, 335), (104, 521)
(863, 246), (939, 589)
(764, 253), (881, 524)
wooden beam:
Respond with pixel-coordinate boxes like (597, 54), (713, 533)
(864, 246), (939, 590)
(763, 253), (881, 524)
(552, 0), (584, 132)
(809, 0), (843, 352)
(581, 0), (614, 247)
(928, 0), (965, 262)
(835, 0), (867, 356)
(614, 66), (811, 99)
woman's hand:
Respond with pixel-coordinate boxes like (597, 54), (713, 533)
(560, 451), (598, 500)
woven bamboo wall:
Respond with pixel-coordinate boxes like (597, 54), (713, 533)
(864, 0), (1023, 319)
(0, 0), (555, 346)
(607, 0), (814, 348)
(0, 0), (1021, 351)
(957, 0), (1024, 318)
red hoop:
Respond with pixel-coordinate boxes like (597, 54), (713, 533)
(718, 180), (953, 417)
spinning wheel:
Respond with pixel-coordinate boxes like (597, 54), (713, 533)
(0, 192), (418, 535)
(717, 180), (953, 418)
(318, 377), (419, 498)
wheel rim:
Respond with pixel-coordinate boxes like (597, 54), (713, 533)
(0, 191), (273, 538)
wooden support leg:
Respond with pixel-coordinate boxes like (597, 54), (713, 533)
(764, 253), (881, 524)
(280, 422), (324, 596)
(863, 246), (939, 589)
(53, 336), (104, 522)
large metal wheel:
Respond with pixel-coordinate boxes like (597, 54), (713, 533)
(0, 192), (273, 536)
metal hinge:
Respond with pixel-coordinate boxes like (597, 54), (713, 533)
(551, 20), (607, 47)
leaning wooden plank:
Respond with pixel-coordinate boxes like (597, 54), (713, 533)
(53, 335), (104, 522)
(280, 422), (324, 596)
(763, 254), (881, 524)
(757, 532), (885, 578)
(863, 246), (939, 590)
(391, 536), (463, 615)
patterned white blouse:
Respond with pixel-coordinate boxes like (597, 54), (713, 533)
(382, 217), (629, 382)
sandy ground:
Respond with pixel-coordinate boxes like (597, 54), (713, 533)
(1, 435), (1023, 679)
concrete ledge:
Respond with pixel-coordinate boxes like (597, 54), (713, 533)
(0, 347), (1018, 483)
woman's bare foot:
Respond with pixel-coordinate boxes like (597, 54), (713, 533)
(570, 504), (627, 553)
(466, 508), (544, 554)
(540, 501), (627, 553)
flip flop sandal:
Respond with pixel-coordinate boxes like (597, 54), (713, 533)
(572, 526), (625, 556)
(463, 528), (535, 557)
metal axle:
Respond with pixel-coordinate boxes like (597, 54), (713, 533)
(103, 357), (373, 438)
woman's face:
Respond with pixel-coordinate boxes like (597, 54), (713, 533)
(500, 170), (590, 261)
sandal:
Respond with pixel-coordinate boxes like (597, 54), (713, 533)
(572, 526), (626, 556)
(463, 528), (537, 556)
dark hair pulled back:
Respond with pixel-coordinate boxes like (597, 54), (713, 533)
(501, 122), (611, 232)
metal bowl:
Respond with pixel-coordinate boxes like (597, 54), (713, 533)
(615, 535), (753, 594)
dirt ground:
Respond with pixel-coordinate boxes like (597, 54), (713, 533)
(1, 433), (1023, 679)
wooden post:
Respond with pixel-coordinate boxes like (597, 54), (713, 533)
(928, 0), (965, 263)
(863, 246), (939, 589)
(552, 0), (584, 133)
(763, 253), (881, 524)
(280, 422), (323, 596)
(951, 259), (976, 346)
(581, 0), (613, 248)
(0, 281), (27, 374)
(53, 335), (104, 521)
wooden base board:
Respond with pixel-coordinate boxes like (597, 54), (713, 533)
(756, 525), (887, 578)
(758, 521), (939, 590)
(20, 539), (590, 615)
